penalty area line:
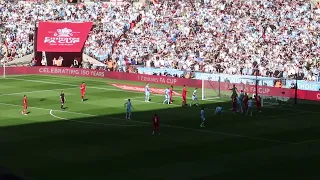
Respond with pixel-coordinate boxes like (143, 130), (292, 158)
(0, 102), (293, 144)
(0, 87), (76, 97)
(49, 110), (144, 127)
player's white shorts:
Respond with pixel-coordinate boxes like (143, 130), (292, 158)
(192, 96), (197, 101)
(165, 95), (169, 99)
(145, 92), (150, 95)
(201, 116), (205, 121)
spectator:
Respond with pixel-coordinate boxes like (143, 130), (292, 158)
(1, 0), (319, 81)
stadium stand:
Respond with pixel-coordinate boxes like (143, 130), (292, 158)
(0, 0), (319, 81)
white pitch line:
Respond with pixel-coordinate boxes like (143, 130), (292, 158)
(0, 102), (293, 144)
(265, 112), (309, 119)
(49, 110), (142, 127)
(124, 97), (305, 118)
(0, 87), (76, 96)
(125, 98), (224, 113)
(294, 138), (320, 144)
(49, 110), (66, 120)
(5, 77), (222, 102)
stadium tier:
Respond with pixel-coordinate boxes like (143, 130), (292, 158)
(0, 1), (320, 180)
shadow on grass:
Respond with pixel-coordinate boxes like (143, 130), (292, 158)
(0, 100), (320, 180)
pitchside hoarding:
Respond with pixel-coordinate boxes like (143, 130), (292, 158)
(0, 67), (319, 101)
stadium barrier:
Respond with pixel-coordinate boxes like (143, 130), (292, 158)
(1, 66), (319, 101)
(137, 67), (320, 91)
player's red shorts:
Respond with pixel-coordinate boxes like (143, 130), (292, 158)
(182, 96), (186, 101)
(232, 102), (237, 111)
(153, 123), (159, 130)
(24, 105), (27, 109)
(81, 91), (86, 95)
(257, 103), (261, 109)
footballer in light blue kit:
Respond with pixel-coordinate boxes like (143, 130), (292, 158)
(246, 97), (253, 116)
(124, 99), (134, 119)
(145, 83), (150, 102)
(163, 88), (170, 104)
(200, 107), (206, 128)
(214, 105), (223, 115)
(190, 88), (199, 107)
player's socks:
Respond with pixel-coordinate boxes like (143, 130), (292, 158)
(200, 122), (205, 127)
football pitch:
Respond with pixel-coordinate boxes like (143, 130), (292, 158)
(0, 75), (320, 180)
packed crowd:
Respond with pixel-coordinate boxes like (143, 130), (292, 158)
(0, 0), (320, 81)
(115, 0), (320, 81)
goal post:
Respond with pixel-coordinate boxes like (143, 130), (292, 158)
(201, 77), (248, 100)
(241, 77), (287, 107)
(201, 77), (221, 100)
(201, 75), (288, 107)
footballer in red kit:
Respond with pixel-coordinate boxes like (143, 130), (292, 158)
(243, 93), (249, 111)
(182, 85), (187, 107)
(80, 82), (86, 101)
(256, 96), (262, 112)
(169, 85), (173, 104)
(22, 95), (28, 115)
(152, 114), (160, 135)
(232, 96), (237, 114)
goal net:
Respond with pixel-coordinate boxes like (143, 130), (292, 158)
(201, 77), (221, 100)
(201, 77), (248, 100)
(201, 76), (289, 107)
(240, 77), (288, 107)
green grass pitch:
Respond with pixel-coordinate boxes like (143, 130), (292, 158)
(0, 75), (320, 180)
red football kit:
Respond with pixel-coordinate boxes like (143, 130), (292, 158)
(23, 97), (27, 109)
(232, 97), (237, 112)
(80, 83), (86, 100)
(256, 96), (262, 111)
(153, 115), (160, 134)
(22, 96), (28, 115)
(243, 95), (248, 110)
(182, 87), (187, 106)
(169, 87), (173, 103)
